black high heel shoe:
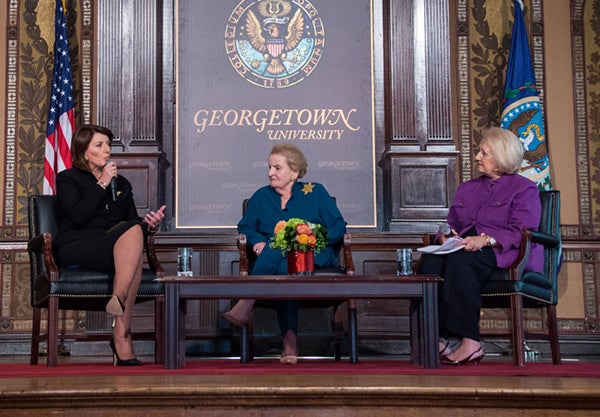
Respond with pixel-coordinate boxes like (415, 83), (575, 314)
(109, 339), (142, 366)
(440, 346), (484, 366)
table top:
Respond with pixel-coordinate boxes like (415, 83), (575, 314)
(158, 274), (442, 283)
(157, 274), (441, 299)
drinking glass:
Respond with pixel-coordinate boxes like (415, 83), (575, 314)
(396, 248), (413, 276)
(177, 247), (193, 277)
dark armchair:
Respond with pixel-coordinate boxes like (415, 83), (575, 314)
(234, 199), (357, 363)
(27, 194), (165, 366)
(422, 190), (561, 366)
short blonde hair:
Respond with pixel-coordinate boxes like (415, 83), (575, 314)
(480, 127), (524, 175)
(270, 144), (308, 178)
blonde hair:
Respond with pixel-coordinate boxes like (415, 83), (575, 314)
(480, 127), (524, 174)
(270, 144), (308, 178)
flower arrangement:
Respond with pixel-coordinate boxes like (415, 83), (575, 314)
(269, 218), (328, 255)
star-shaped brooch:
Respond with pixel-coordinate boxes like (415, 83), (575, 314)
(302, 182), (314, 195)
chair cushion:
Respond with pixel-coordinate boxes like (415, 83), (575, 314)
(33, 267), (163, 309)
(482, 269), (554, 304)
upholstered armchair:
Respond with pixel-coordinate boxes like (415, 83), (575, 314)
(27, 194), (165, 366)
(234, 198), (356, 363)
(422, 190), (561, 366)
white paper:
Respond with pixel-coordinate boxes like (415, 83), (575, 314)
(417, 237), (464, 255)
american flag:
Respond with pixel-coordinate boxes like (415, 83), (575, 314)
(44, 0), (74, 195)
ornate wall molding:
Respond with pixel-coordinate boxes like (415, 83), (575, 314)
(81, 0), (93, 124)
(457, 0), (472, 182)
(571, 0), (600, 239)
(3, 0), (19, 238)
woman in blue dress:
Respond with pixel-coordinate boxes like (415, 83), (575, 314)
(222, 144), (347, 364)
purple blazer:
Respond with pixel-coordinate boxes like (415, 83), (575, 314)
(448, 174), (543, 272)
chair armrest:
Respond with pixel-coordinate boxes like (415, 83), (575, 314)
(422, 233), (437, 246)
(145, 234), (164, 278)
(29, 232), (60, 282)
(27, 234), (45, 253)
(342, 233), (355, 275)
(529, 230), (560, 248)
(507, 229), (533, 281)
(507, 228), (559, 281)
(238, 233), (249, 276)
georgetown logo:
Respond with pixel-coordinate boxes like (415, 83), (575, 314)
(225, 0), (325, 89)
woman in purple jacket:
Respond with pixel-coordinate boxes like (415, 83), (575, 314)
(419, 127), (542, 366)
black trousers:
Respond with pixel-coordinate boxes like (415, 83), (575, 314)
(419, 238), (498, 341)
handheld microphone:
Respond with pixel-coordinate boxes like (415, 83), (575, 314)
(110, 177), (117, 201)
(106, 160), (117, 202)
(438, 222), (453, 238)
(435, 222), (453, 243)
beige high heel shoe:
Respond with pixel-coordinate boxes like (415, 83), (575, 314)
(106, 294), (125, 316)
(221, 299), (255, 327)
(280, 330), (298, 365)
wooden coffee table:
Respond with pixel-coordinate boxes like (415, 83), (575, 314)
(159, 274), (441, 369)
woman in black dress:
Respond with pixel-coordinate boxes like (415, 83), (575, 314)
(53, 124), (166, 366)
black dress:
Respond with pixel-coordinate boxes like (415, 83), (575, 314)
(53, 168), (148, 273)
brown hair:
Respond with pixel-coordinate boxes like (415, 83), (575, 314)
(270, 144), (308, 178)
(71, 124), (114, 171)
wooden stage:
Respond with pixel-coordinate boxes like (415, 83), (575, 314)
(1, 358), (599, 416)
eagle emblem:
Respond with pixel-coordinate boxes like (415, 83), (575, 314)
(226, 0), (324, 89)
(501, 96), (551, 189)
(246, 2), (304, 75)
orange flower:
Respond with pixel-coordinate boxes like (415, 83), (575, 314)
(274, 220), (287, 234)
(269, 217), (327, 254)
(296, 233), (310, 245)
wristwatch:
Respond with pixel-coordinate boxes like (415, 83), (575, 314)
(482, 233), (496, 247)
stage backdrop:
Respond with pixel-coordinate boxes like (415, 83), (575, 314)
(176, 0), (376, 228)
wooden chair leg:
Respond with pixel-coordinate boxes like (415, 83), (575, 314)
(334, 337), (342, 361)
(333, 304), (343, 361)
(30, 307), (41, 365)
(154, 298), (165, 364)
(348, 301), (358, 363)
(239, 316), (254, 363)
(547, 304), (561, 364)
(47, 297), (59, 367)
(409, 299), (422, 366)
(240, 325), (249, 363)
(510, 294), (525, 367)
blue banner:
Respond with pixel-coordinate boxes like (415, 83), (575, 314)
(501, 0), (552, 191)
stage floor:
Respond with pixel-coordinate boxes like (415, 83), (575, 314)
(1, 353), (599, 417)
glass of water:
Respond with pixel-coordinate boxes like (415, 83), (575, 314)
(177, 247), (193, 277)
(396, 248), (413, 276)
